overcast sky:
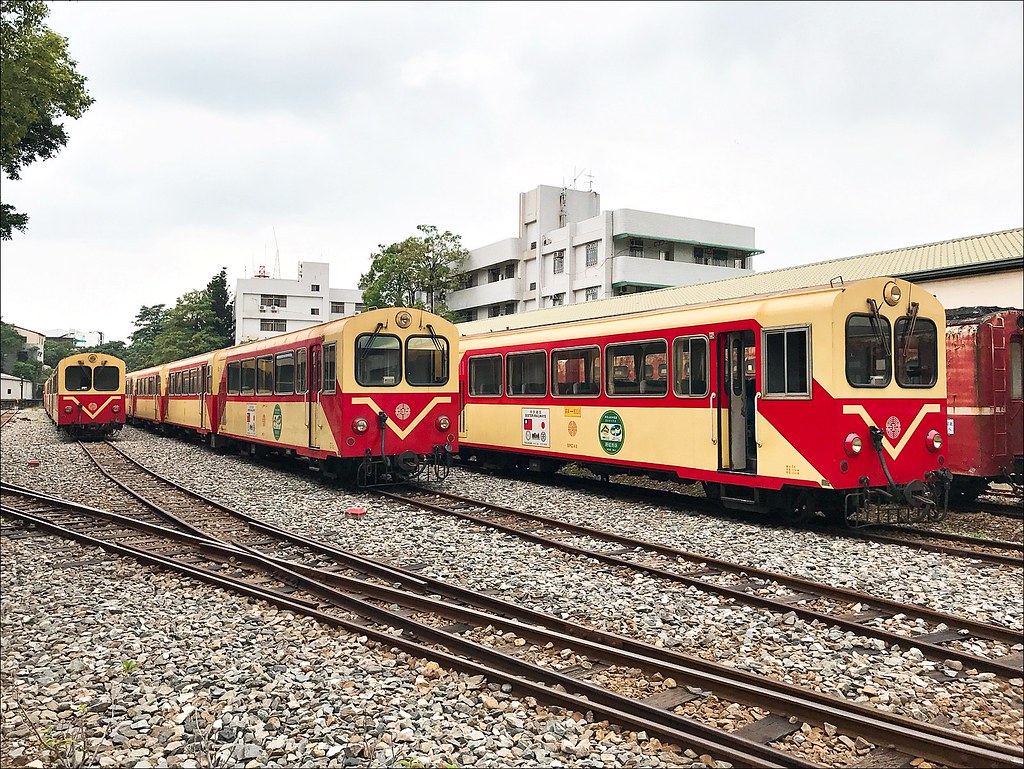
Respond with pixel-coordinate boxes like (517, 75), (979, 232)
(2, 0), (1021, 343)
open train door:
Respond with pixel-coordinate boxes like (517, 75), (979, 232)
(717, 329), (757, 474)
(308, 342), (321, 450)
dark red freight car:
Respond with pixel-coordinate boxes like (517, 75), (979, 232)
(945, 307), (1023, 504)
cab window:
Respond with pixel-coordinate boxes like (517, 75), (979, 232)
(227, 362), (241, 394)
(64, 365), (91, 391)
(355, 334), (400, 386)
(895, 317), (938, 387)
(407, 336), (449, 386)
(846, 314), (891, 387)
(94, 365), (120, 392)
(322, 343), (337, 392)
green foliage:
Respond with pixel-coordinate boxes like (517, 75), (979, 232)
(206, 267), (235, 344)
(42, 338), (75, 368)
(120, 659), (138, 675)
(0, 319), (25, 369)
(11, 356), (40, 382)
(124, 304), (165, 371)
(151, 289), (225, 364)
(1, 0), (94, 239)
(359, 224), (468, 319)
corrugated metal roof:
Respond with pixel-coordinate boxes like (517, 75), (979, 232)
(458, 227), (1023, 335)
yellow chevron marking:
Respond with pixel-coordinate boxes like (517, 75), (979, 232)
(67, 396), (120, 421)
(842, 404), (940, 459)
(351, 396), (453, 440)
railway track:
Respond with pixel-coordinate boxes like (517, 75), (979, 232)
(2, 483), (1022, 769)
(483, 466), (1024, 562)
(379, 484), (1024, 680)
(0, 408), (19, 429)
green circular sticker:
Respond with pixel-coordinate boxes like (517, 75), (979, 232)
(272, 404), (283, 440)
(598, 410), (624, 455)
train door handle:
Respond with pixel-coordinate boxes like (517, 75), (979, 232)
(710, 392), (717, 445)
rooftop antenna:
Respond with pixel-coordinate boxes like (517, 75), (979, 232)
(571, 166), (593, 192)
(272, 227), (282, 279)
(254, 243), (269, 279)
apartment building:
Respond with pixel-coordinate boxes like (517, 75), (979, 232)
(447, 185), (760, 322)
(234, 261), (364, 344)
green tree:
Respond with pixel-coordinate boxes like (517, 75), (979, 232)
(152, 290), (223, 364)
(42, 338), (74, 368)
(206, 267), (234, 345)
(11, 356), (40, 383)
(125, 304), (165, 371)
(359, 224), (469, 319)
(1, 0), (94, 239)
(0, 320), (26, 371)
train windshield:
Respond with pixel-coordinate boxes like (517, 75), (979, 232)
(406, 336), (449, 386)
(895, 317), (938, 387)
(93, 365), (120, 392)
(355, 333), (401, 386)
(846, 314), (892, 387)
(64, 365), (92, 391)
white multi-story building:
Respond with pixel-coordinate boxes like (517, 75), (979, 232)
(234, 261), (364, 344)
(448, 185), (760, 322)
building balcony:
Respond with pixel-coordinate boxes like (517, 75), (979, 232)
(610, 256), (750, 291)
(446, 277), (522, 311)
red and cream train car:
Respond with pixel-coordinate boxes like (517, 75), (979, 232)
(945, 307), (1023, 503)
(43, 352), (126, 439)
(458, 277), (950, 525)
(127, 308), (459, 485)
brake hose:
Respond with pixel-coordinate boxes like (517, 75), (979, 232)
(869, 426), (898, 490)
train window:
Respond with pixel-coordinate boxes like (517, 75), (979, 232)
(846, 314), (891, 387)
(895, 317), (938, 388)
(355, 334), (400, 386)
(674, 336), (709, 397)
(764, 327), (810, 397)
(240, 359), (256, 394)
(469, 355), (502, 396)
(295, 348), (307, 394)
(1010, 338), (1023, 400)
(94, 365), (120, 392)
(256, 356), (274, 395)
(407, 336), (450, 386)
(323, 343), (337, 392)
(551, 346), (601, 397)
(64, 365), (92, 391)
(227, 362), (241, 394)
(606, 340), (667, 396)
(275, 352), (295, 394)
(507, 351), (547, 396)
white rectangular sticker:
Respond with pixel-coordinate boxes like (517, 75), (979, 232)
(947, 417), (954, 436)
(522, 408), (549, 447)
(246, 404), (257, 436)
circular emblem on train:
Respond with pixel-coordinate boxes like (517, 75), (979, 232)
(87, 402), (97, 413)
(395, 403), (411, 421)
(598, 410), (624, 455)
(568, 420), (578, 437)
(272, 404), (283, 440)
(885, 415), (901, 440)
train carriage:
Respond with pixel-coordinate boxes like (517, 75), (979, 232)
(945, 307), (1023, 503)
(126, 362), (166, 427)
(127, 308), (460, 486)
(458, 276), (949, 525)
(43, 352), (126, 439)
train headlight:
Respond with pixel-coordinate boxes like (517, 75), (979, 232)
(63, 405), (73, 414)
(352, 417), (369, 434)
(925, 429), (943, 452)
(883, 281), (902, 306)
(844, 433), (863, 457)
(435, 415), (451, 431)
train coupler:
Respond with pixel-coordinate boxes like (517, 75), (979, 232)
(844, 472), (949, 528)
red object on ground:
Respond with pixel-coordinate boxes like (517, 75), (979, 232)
(346, 507), (366, 516)
(27, 459), (40, 467)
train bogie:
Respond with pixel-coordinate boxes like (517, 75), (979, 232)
(43, 353), (126, 439)
(458, 277), (950, 525)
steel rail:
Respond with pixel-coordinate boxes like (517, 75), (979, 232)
(381, 487), (1024, 676)
(0, 497), (803, 769)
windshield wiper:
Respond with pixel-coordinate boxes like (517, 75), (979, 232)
(359, 322), (384, 361)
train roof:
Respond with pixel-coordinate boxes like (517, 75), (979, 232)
(459, 275), (916, 338)
(945, 305), (1023, 325)
(458, 228), (1021, 336)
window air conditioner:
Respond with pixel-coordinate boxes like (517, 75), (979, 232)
(270, 305), (278, 312)
(258, 306), (266, 312)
